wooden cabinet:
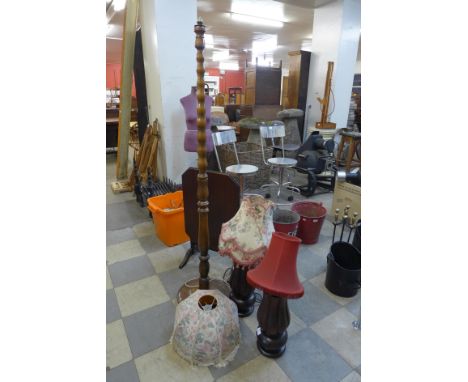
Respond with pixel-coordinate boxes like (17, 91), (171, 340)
(244, 66), (282, 105)
(245, 69), (256, 104)
(281, 76), (289, 108)
(287, 50), (311, 138)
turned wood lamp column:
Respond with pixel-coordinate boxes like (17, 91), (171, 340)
(177, 18), (230, 302)
(194, 19), (210, 290)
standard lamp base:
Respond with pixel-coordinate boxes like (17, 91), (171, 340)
(177, 278), (231, 303)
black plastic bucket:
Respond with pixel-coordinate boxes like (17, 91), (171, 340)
(325, 241), (361, 297)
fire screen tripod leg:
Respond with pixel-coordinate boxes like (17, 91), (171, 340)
(179, 242), (198, 269)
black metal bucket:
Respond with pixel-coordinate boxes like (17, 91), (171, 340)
(325, 241), (361, 297)
(352, 221), (361, 251)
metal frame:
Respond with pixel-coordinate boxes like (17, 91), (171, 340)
(212, 129), (239, 173)
(258, 122), (300, 202)
(259, 122), (286, 165)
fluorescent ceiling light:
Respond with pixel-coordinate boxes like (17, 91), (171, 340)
(231, 0), (285, 22)
(113, 0), (126, 12)
(213, 50), (230, 61)
(204, 34), (214, 49)
(252, 35), (277, 53)
(220, 62), (239, 71)
(205, 34), (214, 45)
(230, 13), (283, 28)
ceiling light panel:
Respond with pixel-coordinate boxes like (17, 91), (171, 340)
(205, 34), (214, 45)
(230, 13), (283, 28)
(252, 35), (278, 53)
(113, 0), (126, 12)
(204, 34), (214, 49)
(219, 62), (239, 71)
(231, 0), (285, 22)
(212, 50), (230, 61)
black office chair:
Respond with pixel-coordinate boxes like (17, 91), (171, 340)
(294, 131), (336, 196)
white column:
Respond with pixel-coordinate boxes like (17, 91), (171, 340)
(139, 0), (197, 182)
(305, 0), (361, 138)
(116, 0), (139, 179)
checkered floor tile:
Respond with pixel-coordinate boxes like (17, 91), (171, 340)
(106, 154), (361, 382)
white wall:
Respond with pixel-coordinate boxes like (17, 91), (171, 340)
(139, 0), (197, 181)
(305, 0), (361, 135)
(355, 60), (361, 74)
(333, 0), (361, 126)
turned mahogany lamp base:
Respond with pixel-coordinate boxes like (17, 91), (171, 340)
(229, 266), (255, 317)
(256, 293), (290, 358)
(246, 232), (304, 358)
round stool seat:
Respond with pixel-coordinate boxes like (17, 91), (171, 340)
(216, 125), (234, 131)
(272, 143), (300, 152)
(267, 157), (297, 167)
(277, 108), (304, 119)
(341, 131), (361, 139)
(226, 164), (258, 176)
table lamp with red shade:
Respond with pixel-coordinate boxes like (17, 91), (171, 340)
(247, 232), (304, 358)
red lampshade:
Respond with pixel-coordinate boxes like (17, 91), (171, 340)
(247, 232), (304, 299)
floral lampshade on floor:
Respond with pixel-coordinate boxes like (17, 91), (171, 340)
(171, 289), (241, 367)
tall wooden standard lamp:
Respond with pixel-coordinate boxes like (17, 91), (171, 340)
(177, 18), (231, 302)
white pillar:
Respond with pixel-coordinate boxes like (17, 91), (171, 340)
(305, 0), (361, 138)
(116, 0), (139, 179)
(139, 0), (197, 182)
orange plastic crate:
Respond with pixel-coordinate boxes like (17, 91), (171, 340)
(147, 191), (189, 246)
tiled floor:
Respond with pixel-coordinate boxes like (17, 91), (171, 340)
(106, 153), (361, 382)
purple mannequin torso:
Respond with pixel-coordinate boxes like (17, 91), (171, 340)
(180, 87), (214, 152)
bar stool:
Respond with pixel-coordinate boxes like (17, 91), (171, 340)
(277, 109), (303, 144)
(259, 122), (300, 202)
(336, 130), (361, 171)
(269, 119), (300, 159)
(212, 129), (258, 199)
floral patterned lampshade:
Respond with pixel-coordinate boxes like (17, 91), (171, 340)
(218, 194), (275, 267)
(171, 289), (241, 367)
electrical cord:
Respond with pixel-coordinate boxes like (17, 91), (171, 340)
(254, 290), (263, 304)
(222, 266), (263, 304)
(223, 266), (233, 283)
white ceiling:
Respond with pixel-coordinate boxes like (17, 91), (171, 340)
(107, 0), (353, 70)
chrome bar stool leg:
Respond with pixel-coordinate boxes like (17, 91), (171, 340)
(239, 175), (244, 200)
(277, 167), (284, 198)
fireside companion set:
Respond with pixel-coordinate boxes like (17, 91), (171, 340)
(147, 19), (361, 368)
